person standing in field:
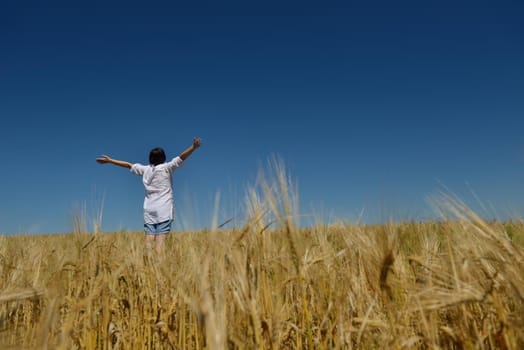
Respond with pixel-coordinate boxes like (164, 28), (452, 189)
(96, 137), (202, 253)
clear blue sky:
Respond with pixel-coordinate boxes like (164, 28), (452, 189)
(1, 0), (523, 234)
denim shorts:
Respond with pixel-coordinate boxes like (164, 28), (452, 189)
(144, 220), (172, 235)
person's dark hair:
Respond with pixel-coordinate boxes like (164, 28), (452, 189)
(149, 147), (166, 165)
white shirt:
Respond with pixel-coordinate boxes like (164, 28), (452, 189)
(130, 156), (184, 224)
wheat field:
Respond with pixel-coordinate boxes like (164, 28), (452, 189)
(1, 172), (523, 349)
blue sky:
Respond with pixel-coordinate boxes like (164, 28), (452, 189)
(1, 1), (523, 234)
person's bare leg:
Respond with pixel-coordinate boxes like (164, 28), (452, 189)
(155, 234), (166, 254)
(145, 234), (155, 252)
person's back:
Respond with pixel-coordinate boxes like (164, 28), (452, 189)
(130, 156), (184, 224)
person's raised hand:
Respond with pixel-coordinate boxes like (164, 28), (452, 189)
(193, 137), (202, 149)
(96, 155), (111, 164)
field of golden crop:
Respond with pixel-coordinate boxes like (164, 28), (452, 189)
(1, 173), (523, 349)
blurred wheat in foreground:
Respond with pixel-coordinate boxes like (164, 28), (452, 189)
(1, 169), (523, 349)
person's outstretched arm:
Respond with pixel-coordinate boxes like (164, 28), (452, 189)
(96, 155), (132, 169)
(179, 137), (202, 161)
